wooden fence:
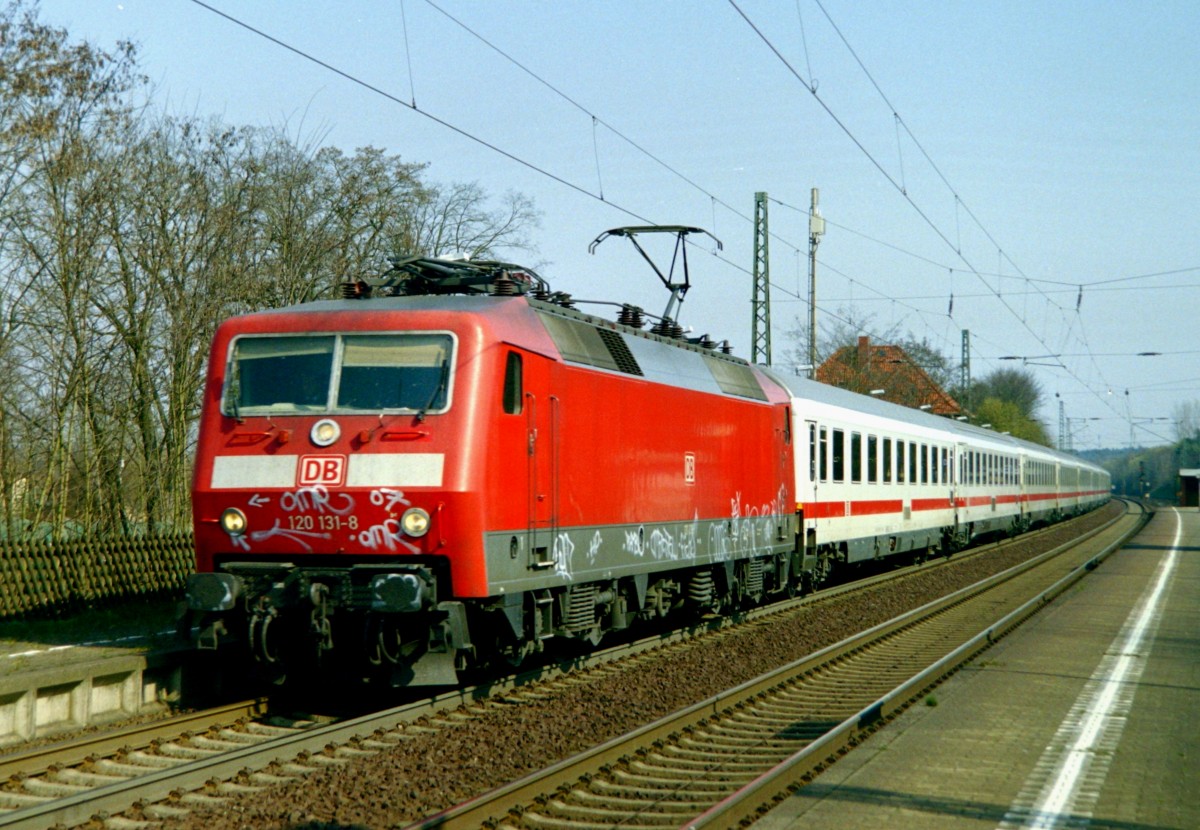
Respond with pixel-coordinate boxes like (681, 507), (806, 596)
(0, 532), (194, 620)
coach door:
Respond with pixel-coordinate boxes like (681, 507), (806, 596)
(524, 357), (560, 570)
(954, 442), (967, 528)
(803, 421), (819, 510)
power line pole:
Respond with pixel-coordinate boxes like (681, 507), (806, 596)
(751, 191), (771, 365)
(808, 188), (824, 379)
(960, 329), (971, 412)
(1058, 397), (1066, 451)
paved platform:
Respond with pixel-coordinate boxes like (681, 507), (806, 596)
(757, 506), (1200, 830)
(0, 601), (186, 746)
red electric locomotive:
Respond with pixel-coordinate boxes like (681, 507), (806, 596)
(187, 231), (799, 687)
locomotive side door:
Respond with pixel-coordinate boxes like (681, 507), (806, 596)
(523, 355), (560, 570)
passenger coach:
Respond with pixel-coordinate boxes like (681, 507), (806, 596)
(762, 370), (1110, 581)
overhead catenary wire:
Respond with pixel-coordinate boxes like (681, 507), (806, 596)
(186, 0), (1179, 445)
(729, 0), (1147, 430)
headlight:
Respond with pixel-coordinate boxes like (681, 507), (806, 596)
(220, 507), (247, 536)
(311, 419), (340, 447)
(400, 507), (430, 537)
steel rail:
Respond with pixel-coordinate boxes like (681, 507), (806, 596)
(686, 501), (1150, 829)
(402, 501), (1144, 830)
(0, 505), (1128, 829)
(0, 699), (269, 783)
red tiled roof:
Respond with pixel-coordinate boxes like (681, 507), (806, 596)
(816, 336), (961, 416)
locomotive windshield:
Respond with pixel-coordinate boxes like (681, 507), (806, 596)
(223, 333), (454, 416)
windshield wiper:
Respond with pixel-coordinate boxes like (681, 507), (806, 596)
(415, 363), (450, 423)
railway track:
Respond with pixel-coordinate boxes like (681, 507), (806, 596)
(0, 503), (1136, 829)
(411, 501), (1146, 830)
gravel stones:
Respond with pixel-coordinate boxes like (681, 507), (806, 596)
(151, 504), (1121, 829)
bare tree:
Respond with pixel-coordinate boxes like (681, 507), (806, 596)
(407, 182), (540, 260)
(1173, 400), (1200, 443)
(0, 2), (140, 537)
(0, 3), (543, 539)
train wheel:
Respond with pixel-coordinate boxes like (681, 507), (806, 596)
(499, 639), (536, 668)
(811, 551), (833, 588)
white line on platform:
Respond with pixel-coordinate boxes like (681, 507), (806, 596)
(2, 629), (176, 660)
(998, 508), (1181, 829)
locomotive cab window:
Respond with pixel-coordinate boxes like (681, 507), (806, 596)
(224, 333), (455, 416)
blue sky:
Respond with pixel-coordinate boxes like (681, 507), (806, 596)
(44, 0), (1200, 450)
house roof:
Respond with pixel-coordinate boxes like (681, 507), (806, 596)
(815, 335), (962, 416)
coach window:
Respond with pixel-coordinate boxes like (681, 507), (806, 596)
(920, 444), (929, 484)
(883, 438), (894, 483)
(868, 435), (878, 483)
(851, 432), (863, 482)
(908, 441), (918, 484)
(896, 441), (906, 483)
(832, 429), (845, 482)
(819, 427), (829, 482)
(503, 351), (523, 414)
(808, 423), (817, 482)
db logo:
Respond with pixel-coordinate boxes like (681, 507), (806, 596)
(298, 455), (347, 487)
